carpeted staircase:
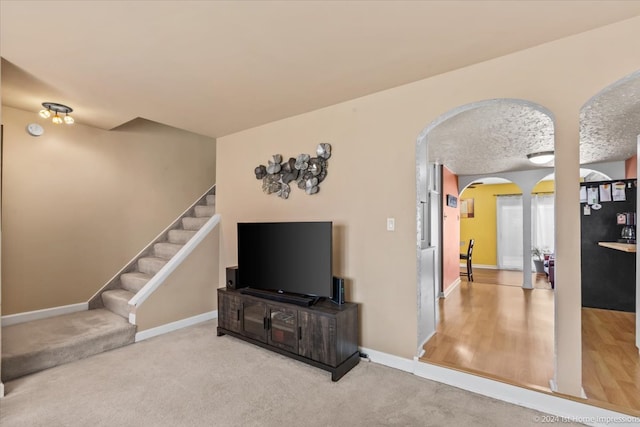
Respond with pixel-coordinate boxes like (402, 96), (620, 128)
(1, 192), (216, 382)
(97, 194), (216, 319)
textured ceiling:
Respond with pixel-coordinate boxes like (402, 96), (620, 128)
(580, 71), (640, 165)
(427, 101), (555, 175)
(428, 72), (640, 176)
(1, 1), (640, 176)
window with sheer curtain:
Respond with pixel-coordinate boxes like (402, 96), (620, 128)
(531, 194), (555, 255)
(496, 195), (523, 269)
(496, 194), (554, 270)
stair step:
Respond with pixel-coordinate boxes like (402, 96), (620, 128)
(120, 272), (153, 293)
(168, 229), (197, 244)
(154, 242), (183, 259)
(102, 289), (135, 319)
(182, 216), (209, 230)
(206, 194), (215, 206)
(138, 257), (168, 275)
(195, 205), (215, 218)
(1, 309), (136, 382)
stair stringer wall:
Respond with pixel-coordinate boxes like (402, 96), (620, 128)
(88, 185), (215, 310)
(132, 226), (220, 332)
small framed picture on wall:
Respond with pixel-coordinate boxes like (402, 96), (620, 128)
(446, 194), (457, 208)
(461, 198), (475, 218)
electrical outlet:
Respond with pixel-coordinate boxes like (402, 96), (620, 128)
(387, 218), (395, 231)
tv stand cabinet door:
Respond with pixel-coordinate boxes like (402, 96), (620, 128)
(218, 291), (242, 333)
(298, 311), (336, 367)
(242, 300), (268, 342)
(267, 306), (298, 353)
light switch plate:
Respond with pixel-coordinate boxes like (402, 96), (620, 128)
(387, 218), (395, 231)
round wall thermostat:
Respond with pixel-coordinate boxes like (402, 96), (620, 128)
(26, 123), (44, 137)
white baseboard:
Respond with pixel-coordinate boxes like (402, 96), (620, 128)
(413, 362), (635, 427)
(358, 346), (415, 373)
(1, 302), (88, 326)
(471, 264), (498, 270)
(416, 332), (435, 358)
(135, 310), (218, 342)
(549, 379), (587, 399)
(440, 278), (461, 298)
(357, 346), (634, 427)
(459, 264), (497, 270)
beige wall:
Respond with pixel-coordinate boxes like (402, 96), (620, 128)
(135, 227), (219, 331)
(217, 16), (640, 370)
(1, 106), (216, 314)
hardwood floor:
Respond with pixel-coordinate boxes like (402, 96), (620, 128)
(422, 274), (555, 391)
(582, 308), (640, 410)
(470, 268), (552, 289)
(420, 268), (640, 415)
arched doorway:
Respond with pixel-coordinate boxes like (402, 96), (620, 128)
(577, 69), (640, 411)
(416, 98), (557, 390)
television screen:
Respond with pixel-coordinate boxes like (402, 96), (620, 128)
(237, 221), (333, 298)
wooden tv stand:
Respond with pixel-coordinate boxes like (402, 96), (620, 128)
(217, 287), (359, 381)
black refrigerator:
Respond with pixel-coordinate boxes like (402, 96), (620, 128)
(580, 179), (636, 312)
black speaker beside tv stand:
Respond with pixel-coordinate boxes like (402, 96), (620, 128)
(217, 287), (359, 381)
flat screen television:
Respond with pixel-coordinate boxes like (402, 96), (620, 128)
(237, 221), (333, 299)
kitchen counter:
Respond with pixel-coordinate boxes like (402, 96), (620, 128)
(598, 242), (637, 253)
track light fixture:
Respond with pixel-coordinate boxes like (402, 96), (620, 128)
(39, 102), (74, 125)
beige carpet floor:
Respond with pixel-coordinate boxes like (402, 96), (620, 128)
(0, 320), (583, 427)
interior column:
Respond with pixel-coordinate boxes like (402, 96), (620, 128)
(521, 190), (533, 289)
(552, 115), (583, 397)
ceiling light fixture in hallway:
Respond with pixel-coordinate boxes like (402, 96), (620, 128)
(39, 102), (74, 125)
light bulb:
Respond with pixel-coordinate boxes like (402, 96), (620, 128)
(64, 115), (74, 125)
(39, 109), (51, 119)
(52, 114), (63, 125)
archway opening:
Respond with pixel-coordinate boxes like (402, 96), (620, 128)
(416, 98), (556, 391)
(576, 69), (640, 412)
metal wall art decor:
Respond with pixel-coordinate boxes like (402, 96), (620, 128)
(254, 143), (332, 199)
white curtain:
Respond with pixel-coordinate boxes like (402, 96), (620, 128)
(496, 193), (554, 271)
(496, 195), (523, 269)
(531, 194), (555, 254)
